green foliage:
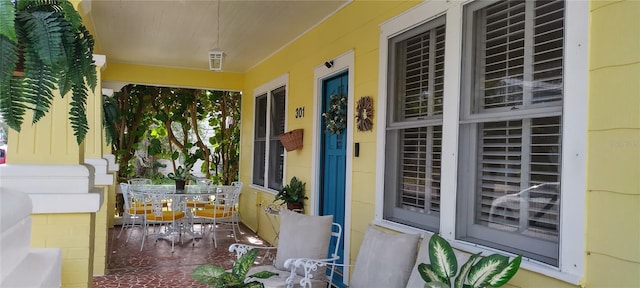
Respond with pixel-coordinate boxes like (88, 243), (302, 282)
(274, 176), (307, 205)
(206, 90), (241, 185)
(418, 234), (522, 288)
(191, 248), (277, 288)
(167, 161), (193, 181)
(0, 0), (96, 144)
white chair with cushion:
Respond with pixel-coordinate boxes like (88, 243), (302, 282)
(229, 209), (341, 288)
(118, 183), (151, 241)
(194, 185), (241, 247)
(139, 191), (187, 252)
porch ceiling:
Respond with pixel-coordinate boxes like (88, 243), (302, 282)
(87, 0), (349, 73)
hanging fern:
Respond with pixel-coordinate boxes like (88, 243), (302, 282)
(0, 0), (96, 144)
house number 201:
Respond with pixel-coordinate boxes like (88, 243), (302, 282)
(295, 107), (305, 118)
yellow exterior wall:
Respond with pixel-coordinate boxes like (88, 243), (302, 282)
(92, 186), (109, 276)
(586, 1), (640, 287)
(102, 62), (244, 91)
(238, 0), (417, 240)
(6, 93), (84, 165)
(237, 0), (637, 287)
(31, 213), (96, 288)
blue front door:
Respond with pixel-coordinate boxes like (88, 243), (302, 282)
(320, 72), (347, 287)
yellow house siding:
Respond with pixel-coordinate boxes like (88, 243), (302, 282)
(6, 94), (83, 165)
(232, 0), (640, 286)
(31, 213), (95, 288)
(587, 0), (640, 287)
(93, 186), (110, 275)
(238, 2), (421, 262)
(102, 62), (245, 91)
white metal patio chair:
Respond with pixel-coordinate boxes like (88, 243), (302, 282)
(229, 209), (341, 288)
(139, 191), (187, 252)
(193, 185), (241, 247)
(117, 183), (151, 241)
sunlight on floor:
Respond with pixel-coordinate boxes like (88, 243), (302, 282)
(247, 236), (264, 245)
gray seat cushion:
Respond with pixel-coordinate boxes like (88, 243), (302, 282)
(350, 225), (420, 288)
(274, 209), (333, 280)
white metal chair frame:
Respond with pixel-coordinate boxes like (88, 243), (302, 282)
(193, 184), (242, 247)
(117, 183), (149, 241)
(138, 191), (188, 252)
(229, 222), (342, 288)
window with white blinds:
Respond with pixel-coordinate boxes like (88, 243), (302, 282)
(252, 85), (286, 191)
(384, 16), (445, 231)
(457, 0), (564, 265)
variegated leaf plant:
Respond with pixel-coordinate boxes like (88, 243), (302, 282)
(191, 248), (278, 288)
(418, 234), (522, 288)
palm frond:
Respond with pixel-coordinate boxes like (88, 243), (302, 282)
(0, 0), (17, 42)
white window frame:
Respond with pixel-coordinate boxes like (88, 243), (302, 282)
(251, 73), (289, 192)
(375, 0), (587, 284)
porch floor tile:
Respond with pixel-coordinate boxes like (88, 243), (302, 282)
(93, 223), (273, 287)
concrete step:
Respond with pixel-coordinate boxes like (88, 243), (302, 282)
(1, 248), (61, 288)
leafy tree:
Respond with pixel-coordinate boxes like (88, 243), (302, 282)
(103, 84), (156, 181)
(206, 90), (241, 185)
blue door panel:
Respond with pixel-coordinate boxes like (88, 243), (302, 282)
(320, 72), (348, 287)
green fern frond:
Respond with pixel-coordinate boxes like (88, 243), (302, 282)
(0, 0), (17, 42)
(0, 35), (18, 78)
(102, 95), (119, 146)
(0, 76), (27, 132)
(76, 25), (96, 89)
(3, 0), (96, 144)
(18, 10), (64, 67)
(69, 84), (88, 144)
(58, 0), (82, 30)
(17, 0), (64, 12)
(22, 45), (57, 123)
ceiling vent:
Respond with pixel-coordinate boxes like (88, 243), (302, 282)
(209, 50), (223, 71)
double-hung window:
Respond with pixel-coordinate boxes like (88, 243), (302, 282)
(252, 83), (286, 190)
(381, 0), (587, 279)
(384, 16), (446, 232)
(457, 0), (565, 266)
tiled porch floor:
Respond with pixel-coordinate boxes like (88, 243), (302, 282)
(93, 223), (273, 288)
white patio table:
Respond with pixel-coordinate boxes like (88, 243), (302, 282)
(128, 184), (232, 248)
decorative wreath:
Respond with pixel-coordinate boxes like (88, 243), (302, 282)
(355, 96), (374, 132)
(322, 94), (347, 135)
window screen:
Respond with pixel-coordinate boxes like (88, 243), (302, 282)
(458, 0), (564, 266)
(384, 16), (445, 231)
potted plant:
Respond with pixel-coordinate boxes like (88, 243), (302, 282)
(0, 0), (97, 144)
(274, 176), (307, 211)
(191, 248), (277, 288)
(167, 164), (193, 191)
(166, 148), (201, 191)
(418, 234), (522, 288)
